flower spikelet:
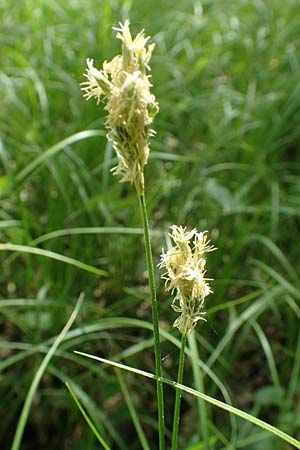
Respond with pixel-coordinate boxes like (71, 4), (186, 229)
(81, 20), (158, 194)
(159, 226), (216, 335)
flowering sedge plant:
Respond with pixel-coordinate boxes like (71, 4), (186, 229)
(76, 19), (299, 450)
(80, 21), (216, 450)
(159, 226), (216, 335)
(159, 225), (216, 450)
(81, 20), (159, 195)
(81, 22), (165, 449)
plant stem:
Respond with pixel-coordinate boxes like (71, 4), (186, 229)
(138, 192), (165, 450)
(171, 333), (187, 450)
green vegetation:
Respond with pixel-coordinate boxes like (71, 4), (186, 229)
(1, 0), (300, 449)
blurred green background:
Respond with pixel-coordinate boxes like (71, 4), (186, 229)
(1, 0), (300, 449)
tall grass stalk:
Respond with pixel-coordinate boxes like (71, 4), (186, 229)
(159, 226), (216, 448)
(80, 20), (165, 448)
(138, 193), (165, 450)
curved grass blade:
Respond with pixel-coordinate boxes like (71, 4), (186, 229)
(115, 369), (151, 450)
(0, 220), (21, 229)
(74, 351), (300, 450)
(53, 366), (127, 450)
(0, 299), (56, 308)
(66, 382), (111, 450)
(287, 327), (300, 410)
(188, 331), (212, 449)
(206, 289), (261, 315)
(1, 319), (235, 450)
(0, 316), (236, 414)
(249, 234), (299, 285)
(31, 227), (147, 246)
(16, 130), (105, 183)
(206, 285), (284, 369)
(0, 243), (107, 277)
(251, 320), (282, 401)
(11, 293), (84, 450)
(252, 259), (300, 299)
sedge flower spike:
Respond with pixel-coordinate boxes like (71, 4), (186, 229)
(81, 20), (159, 195)
(159, 226), (216, 335)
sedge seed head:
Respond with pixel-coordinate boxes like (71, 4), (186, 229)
(81, 20), (158, 194)
(159, 225), (216, 335)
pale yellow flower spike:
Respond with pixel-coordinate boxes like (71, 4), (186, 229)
(81, 20), (159, 195)
(159, 226), (216, 335)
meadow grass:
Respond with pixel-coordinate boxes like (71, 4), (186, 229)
(1, 0), (300, 449)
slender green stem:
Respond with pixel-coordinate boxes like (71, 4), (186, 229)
(171, 333), (187, 450)
(188, 330), (210, 449)
(137, 192), (165, 450)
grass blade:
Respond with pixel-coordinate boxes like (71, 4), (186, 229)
(188, 330), (211, 449)
(16, 130), (105, 183)
(30, 226), (152, 246)
(0, 243), (107, 277)
(66, 381), (111, 450)
(251, 320), (282, 401)
(74, 351), (300, 450)
(115, 369), (151, 450)
(11, 293), (85, 450)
